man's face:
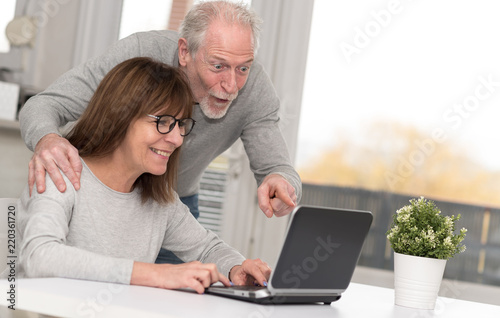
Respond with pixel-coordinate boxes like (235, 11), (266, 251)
(179, 20), (254, 119)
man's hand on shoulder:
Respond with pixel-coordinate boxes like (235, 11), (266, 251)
(257, 174), (297, 218)
(29, 134), (82, 196)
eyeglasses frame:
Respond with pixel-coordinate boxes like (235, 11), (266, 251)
(146, 114), (196, 136)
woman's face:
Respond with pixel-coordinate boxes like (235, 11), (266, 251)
(114, 113), (184, 177)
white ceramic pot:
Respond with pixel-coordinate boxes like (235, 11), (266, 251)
(393, 252), (447, 310)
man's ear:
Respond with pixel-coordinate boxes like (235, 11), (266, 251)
(178, 38), (190, 67)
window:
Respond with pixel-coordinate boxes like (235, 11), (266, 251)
(119, 0), (173, 39)
(297, 0), (500, 287)
(298, 0), (500, 208)
(119, 0), (251, 40)
(0, 0), (17, 53)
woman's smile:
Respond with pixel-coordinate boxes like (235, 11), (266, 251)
(150, 147), (171, 158)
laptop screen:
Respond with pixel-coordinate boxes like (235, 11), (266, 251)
(270, 206), (373, 290)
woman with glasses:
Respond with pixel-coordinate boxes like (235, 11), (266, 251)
(13, 57), (270, 293)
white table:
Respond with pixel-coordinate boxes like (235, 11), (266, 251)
(1, 278), (499, 318)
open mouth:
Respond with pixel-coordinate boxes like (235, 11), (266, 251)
(214, 97), (229, 104)
(210, 90), (237, 105)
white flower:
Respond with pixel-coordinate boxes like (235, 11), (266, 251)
(397, 213), (410, 223)
(444, 216), (453, 229)
(443, 236), (452, 248)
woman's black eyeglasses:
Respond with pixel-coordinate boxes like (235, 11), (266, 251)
(147, 114), (196, 136)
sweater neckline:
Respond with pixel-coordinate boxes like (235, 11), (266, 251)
(80, 158), (141, 199)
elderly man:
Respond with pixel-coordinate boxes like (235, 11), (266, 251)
(19, 0), (301, 264)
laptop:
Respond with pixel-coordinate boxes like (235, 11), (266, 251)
(206, 205), (373, 304)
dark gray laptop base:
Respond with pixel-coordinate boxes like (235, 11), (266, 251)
(207, 285), (341, 304)
(206, 205), (373, 304)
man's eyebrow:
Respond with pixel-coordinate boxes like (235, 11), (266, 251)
(210, 55), (254, 65)
(242, 58), (254, 64)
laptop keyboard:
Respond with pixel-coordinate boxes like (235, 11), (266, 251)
(220, 285), (267, 291)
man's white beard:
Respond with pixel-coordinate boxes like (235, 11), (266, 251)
(198, 91), (238, 119)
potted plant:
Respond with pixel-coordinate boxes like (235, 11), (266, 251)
(386, 197), (467, 310)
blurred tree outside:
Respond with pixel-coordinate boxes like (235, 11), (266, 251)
(298, 121), (500, 208)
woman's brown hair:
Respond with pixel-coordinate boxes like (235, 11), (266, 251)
(66, 57), (194, 204)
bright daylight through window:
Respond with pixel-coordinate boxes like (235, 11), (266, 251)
(0, 1), (17, 53)
(296, 0), (500, 292)
(298, 0), (500, 208)
(119, 0), (173, 40)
